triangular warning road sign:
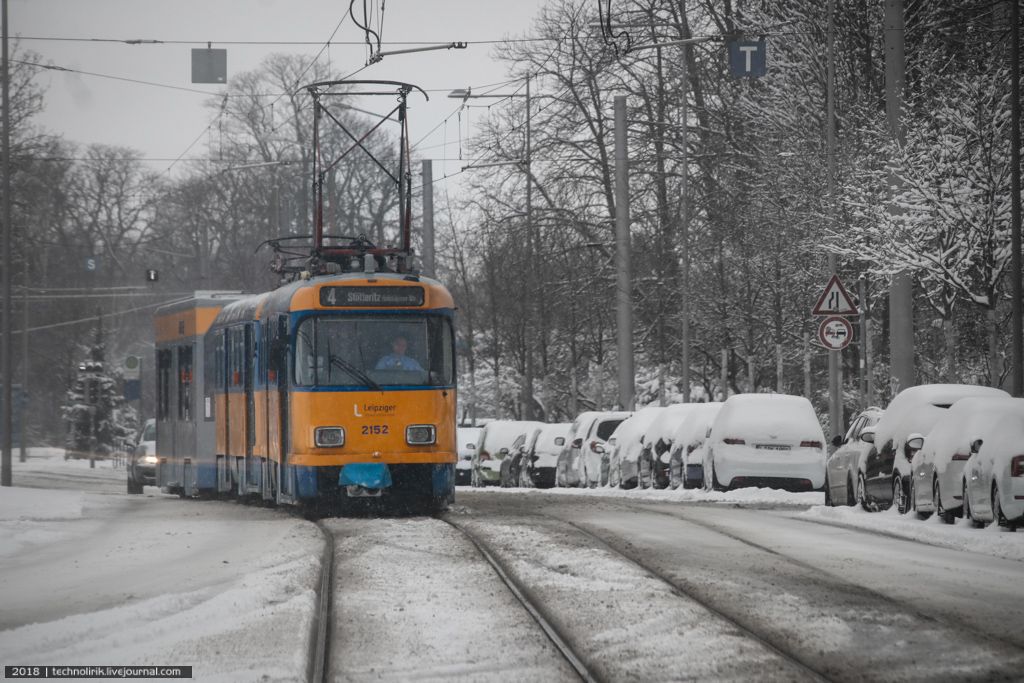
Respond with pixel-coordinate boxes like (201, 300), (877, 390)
(812, 274), (858, 315)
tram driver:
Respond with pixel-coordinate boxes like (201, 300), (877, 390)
(375, 334), (424, 371)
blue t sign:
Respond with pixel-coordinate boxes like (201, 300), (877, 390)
(728, 39), (767, 78)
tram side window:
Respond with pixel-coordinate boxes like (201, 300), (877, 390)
(157, 350), (172, 420)
(178, 345), (193, 421)
(228, 326), (244, 388)
(428, 317), (455, 386)
(204, 331), (221, 421)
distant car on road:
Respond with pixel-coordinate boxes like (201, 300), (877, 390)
(127, 418), (157, 495)
(825, 407), (883, 507)
(455, 427), (482, 486)
(703, 394), (825, 492)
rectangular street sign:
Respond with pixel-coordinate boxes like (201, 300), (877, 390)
(728, 39), (767, 78)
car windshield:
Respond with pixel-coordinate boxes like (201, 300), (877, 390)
(295, 315), (454, 388)
(141, 422), (156, 442)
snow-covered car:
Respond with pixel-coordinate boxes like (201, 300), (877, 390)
(637, 404), (702, 489)
(521, 423), (570, 488)
(607, 406), (665, 489)
(472, 421), (541, 487)
(703, 394), (826, 492)
(500, 431), (533, 487)
(910, 397), (1021, 522)
(556, 411), (631, 488)
(455, 426), (482, 486)
(962, 399), (1024, 528)
(127, 418), (157, 494)
(824, 407), (883, 507)
(862, 384), (1009, 513)
(666, 402), (723, 489)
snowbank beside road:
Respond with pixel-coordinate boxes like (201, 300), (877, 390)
(459, 484), (823, 508)
(0, 486), (83, 521)
(800, 505), (1024, 562)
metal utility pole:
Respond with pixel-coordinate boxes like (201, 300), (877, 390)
(614, 95), (635, 410)
(826, 0), (843, 439)
(421, 159), (435, 278)
(1009, 0), (1022, 397)
(885, 0), (914, 395)
(523, 75), (535, 420)
(680, 44), (691, 404)
(1, 0), (12, 487)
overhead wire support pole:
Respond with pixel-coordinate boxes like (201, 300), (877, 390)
(826, 0), (843, 440)
(1010, 0), (1022, 397)
(1, 0), (11, 487)
(614, 95), (635, 411)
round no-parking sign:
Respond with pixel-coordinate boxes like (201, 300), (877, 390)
(818, 316), (853, 351)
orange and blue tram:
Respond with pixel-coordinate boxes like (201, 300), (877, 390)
(154, 273), (457, 512)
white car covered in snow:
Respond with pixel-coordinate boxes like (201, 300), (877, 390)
(472, 421), (542, 487)
(455, 426), (482, 486)
(703, 394), (826, 492)
(557, 411), (631, 488)
(607, 406), (665, 489)
(962, 399), (1024, 528)
(666, 402), (723, 489)
(862, 384), (1009, 513)
(521, 423), (571, 488)
(910, 397), (1022, 523)
(637, 403), (703, 489)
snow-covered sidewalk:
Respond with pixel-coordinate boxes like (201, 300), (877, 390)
(799, 504), (1024, 562)
(0, 449), (327, 680)
(458, 483), (823, 507)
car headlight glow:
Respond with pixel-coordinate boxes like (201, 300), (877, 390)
(406, 424), (436, 445)
(143, 455), (158, 464)
(315, 427), (345, 447)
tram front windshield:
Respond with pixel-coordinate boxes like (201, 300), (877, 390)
(295, 315), (454, 388)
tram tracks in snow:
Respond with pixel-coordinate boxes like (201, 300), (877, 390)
(438, 514), (599, 683)
(309, 521), (335, 683)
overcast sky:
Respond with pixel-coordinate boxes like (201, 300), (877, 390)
(12, 0), (546, 179)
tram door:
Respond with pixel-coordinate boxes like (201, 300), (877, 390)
(272, 315), (291, 496)
(245, 324), (256, 460)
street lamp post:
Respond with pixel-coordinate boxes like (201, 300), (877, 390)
(449, 80), (538, 420)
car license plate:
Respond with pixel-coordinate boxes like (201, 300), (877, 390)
(756, 444), (791, 451)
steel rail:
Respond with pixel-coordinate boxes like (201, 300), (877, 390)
(309, 521), (335, 683)
(438, 514), (599, 683)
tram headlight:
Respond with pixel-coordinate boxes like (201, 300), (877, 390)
(406, 425), (436, 446)
(315, 427), (345, 447)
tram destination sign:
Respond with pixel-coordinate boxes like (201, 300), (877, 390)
(320, 286), (424, 307)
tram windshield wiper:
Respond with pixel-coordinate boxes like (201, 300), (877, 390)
(326, 339), (382, 391)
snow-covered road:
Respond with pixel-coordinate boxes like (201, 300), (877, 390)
(4, 450), (1024, 681)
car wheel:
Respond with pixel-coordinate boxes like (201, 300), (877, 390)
(964, 480), (984, 528)
(711, 463), (727, 492)
(912, 478), (931, 520)
(519, 463), (533, 488)
(857, 473), (873, 511)
(127, 473), (143, 495)
(933, 478), (953, 524)
(638, 455), (652, 489)
(845, 474), (856, 507)
(893, 475), (909, 514)
(993, 484), (1008, 528)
